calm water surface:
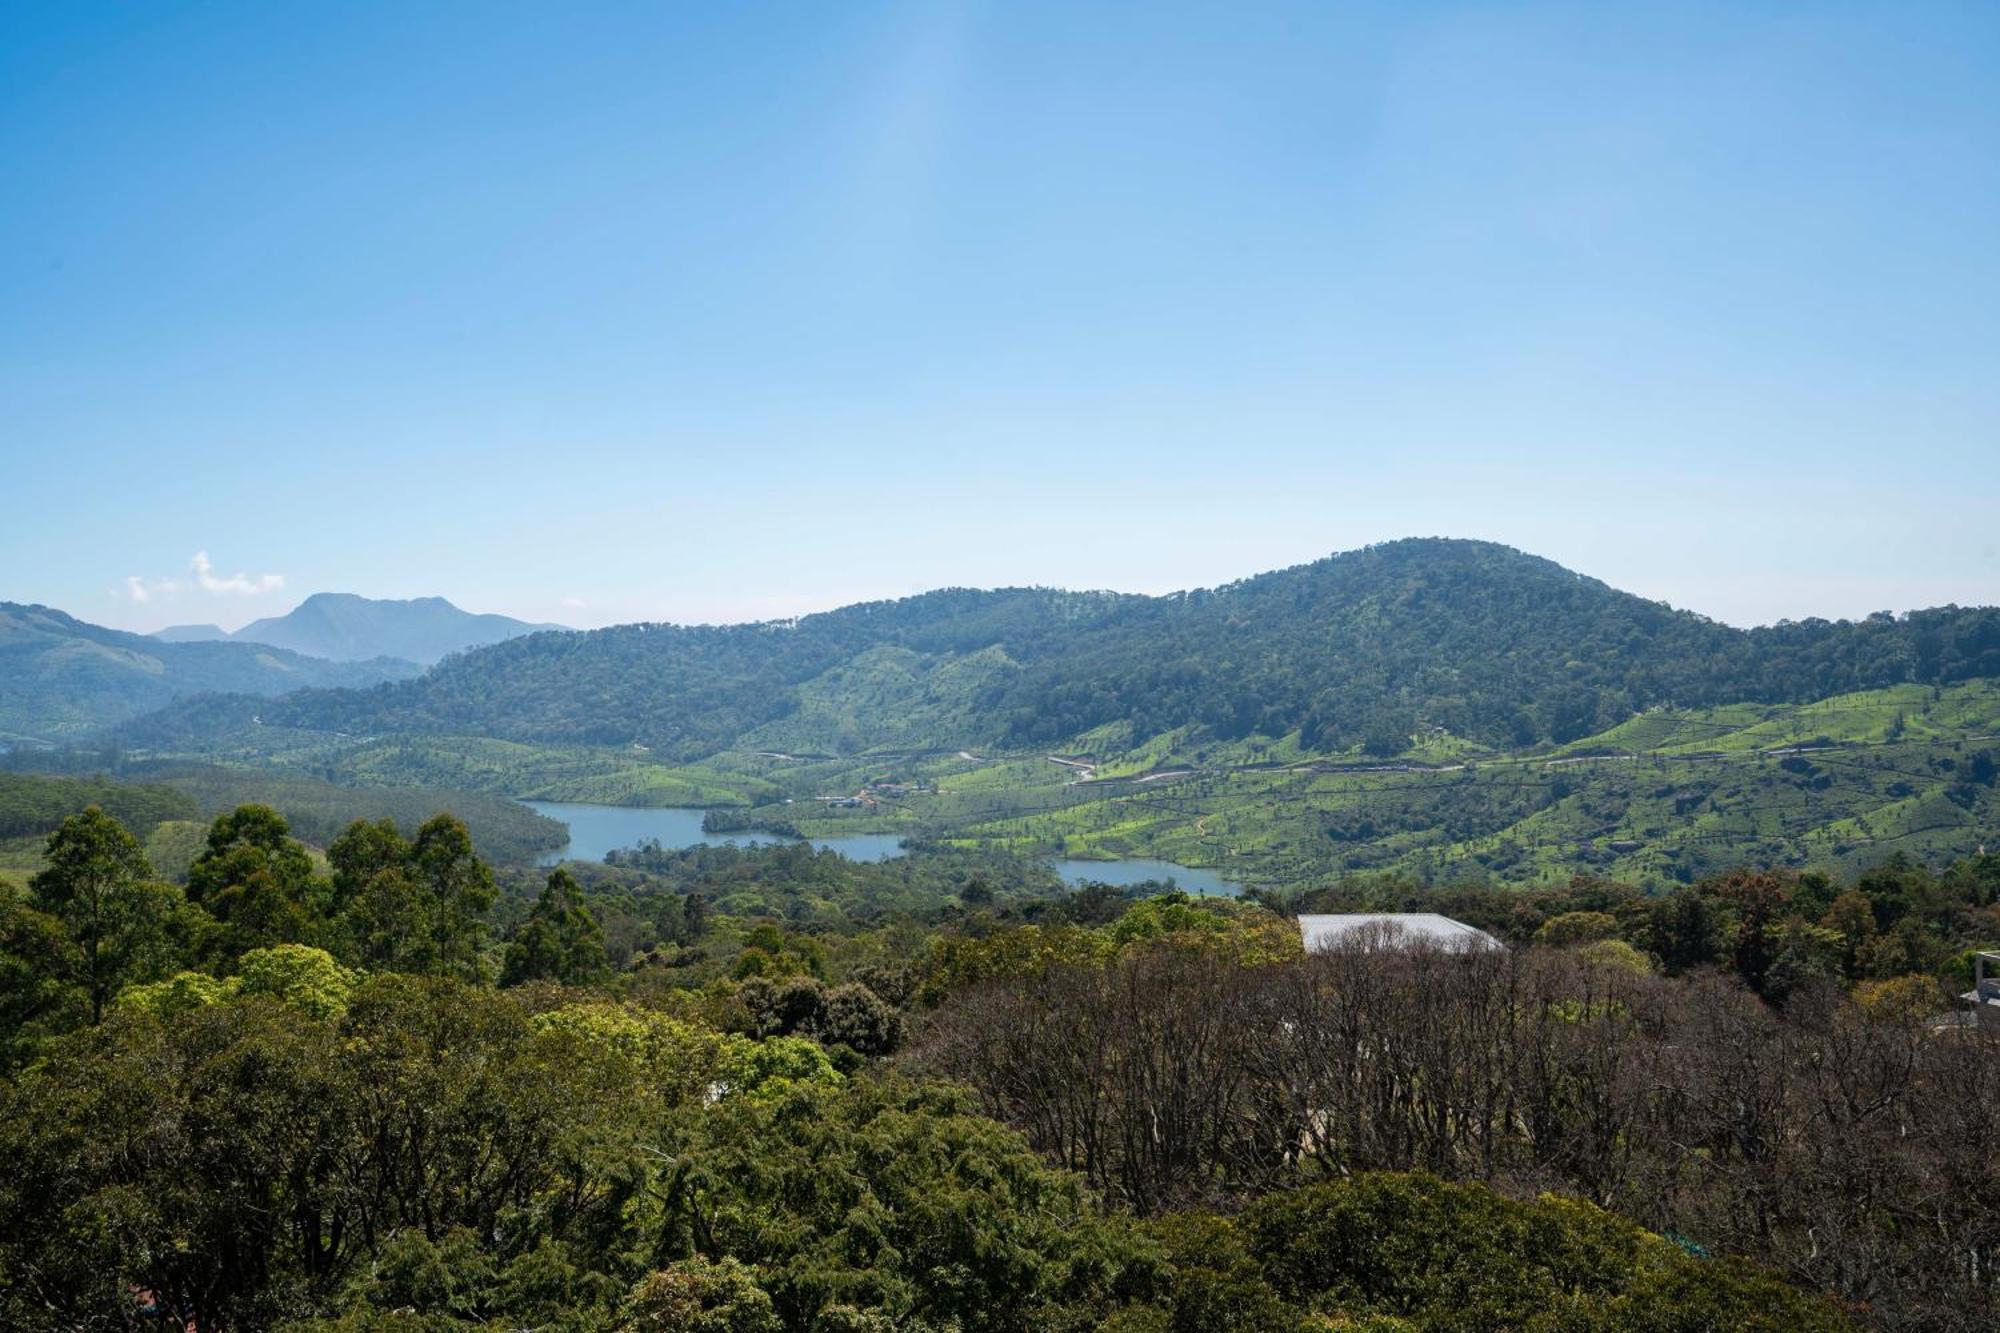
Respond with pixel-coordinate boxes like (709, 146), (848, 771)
(1050, 857), (1242, 897)
(525, 802), (906, 865)
(526, 802), (1240, 895)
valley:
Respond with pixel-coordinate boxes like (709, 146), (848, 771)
(12, 9), (1997, 1324)
(9, 540), (1981, 889)
(67, 675), (1998, 889)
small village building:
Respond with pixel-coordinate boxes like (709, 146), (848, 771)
(1296, 912), (1502, 953)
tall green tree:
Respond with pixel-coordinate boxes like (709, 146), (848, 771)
(410, 814), (496, 980)
(329, 817), (419, 970)
(326, 817), (412, 919)
(186, 804), (323, 959)
(0, 888), (79, 1061)
(29, 806), (187, 1023)
(327, 815), (494, 977)
(501, 867), (609, 987)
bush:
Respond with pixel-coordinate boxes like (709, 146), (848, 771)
(235, 944), (359, 1019)
(118, 969), (233, 1017)
(816, 982), (898, 1056)
(1242, 1174), (1853, 1332)
(624, 1257), (779, 1332)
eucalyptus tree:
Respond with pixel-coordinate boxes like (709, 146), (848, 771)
(30, 805), (189, 1022)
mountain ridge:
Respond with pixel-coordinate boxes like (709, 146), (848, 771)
(234, 539), (1999, 761)
(0, 601), (421, 745)
(152, 622), (230, 643)
(156, 592), (566, 666)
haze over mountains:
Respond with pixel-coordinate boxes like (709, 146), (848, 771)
(0, 602), (420, 745)
(153, 593), (565, 666)
(127, 539), (2000, 763)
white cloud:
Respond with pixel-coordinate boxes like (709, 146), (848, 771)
(119, 574), (185, 603)
(559, 595), (589, 608)
(191, 550), (284, 596)
(119, 553), (281, 604)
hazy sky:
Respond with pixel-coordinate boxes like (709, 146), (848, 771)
(5, 1), (1997, 633)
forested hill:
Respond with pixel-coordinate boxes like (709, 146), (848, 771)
(0, 603), (422, 745)
(246, 540), (2000, 760)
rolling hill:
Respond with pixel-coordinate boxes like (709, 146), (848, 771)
(74, 539), (2000, 884)
(178, 592), (566, 665)
(247, 539), (2000, 761)
(0, 602), (421, 745)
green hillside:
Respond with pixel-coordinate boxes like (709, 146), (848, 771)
(606, 680), (1994, 887)
(72, 540), (2000, 883)
(149, 540), (2000, 763)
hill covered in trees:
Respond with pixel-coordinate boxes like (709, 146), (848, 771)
(0, 602), (420, 744)
(197, 540), (1998, 762)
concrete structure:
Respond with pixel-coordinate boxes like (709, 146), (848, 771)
(1960, 950), (2000, 1026)
(1296, 912), (1502, 953)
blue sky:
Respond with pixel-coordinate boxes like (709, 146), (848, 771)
(4, 1), (1996, 633)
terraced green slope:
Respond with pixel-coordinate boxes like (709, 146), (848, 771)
(696, 682), (2000, 887)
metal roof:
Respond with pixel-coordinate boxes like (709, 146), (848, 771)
(1296, 912), (1502, 953)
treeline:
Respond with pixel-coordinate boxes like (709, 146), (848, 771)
(161, 763), (568, 863)
(1289, 852), (2000, 999)
(0, 758), (565, 863)
(0, 770), (197, 841)
(597, 837), (1062, 924)
(174, 539), (1998, 759)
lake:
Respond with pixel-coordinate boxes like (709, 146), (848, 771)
(1050, 857), (1242, 897)
(525, 801), (1242, 896)
(525, 801), (907, 865)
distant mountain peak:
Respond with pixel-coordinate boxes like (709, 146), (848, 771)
(295, 591), (459, 610)
(225, 593), (564, 666)
(152, 622), (230, 643)
(1, 601), (418, 744)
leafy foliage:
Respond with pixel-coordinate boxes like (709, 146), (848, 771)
(1244, 1173), (1850, 1331)
(0, 802), (1953, 1329)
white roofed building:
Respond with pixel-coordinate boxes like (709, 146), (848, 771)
(1297, 912), (1502, 953)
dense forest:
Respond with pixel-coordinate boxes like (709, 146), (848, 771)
(0, 771), (200, 842)
(4, 782), (1999, 1328)
(151, 541), (2000, 761)
(0, 764), (564, 872)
